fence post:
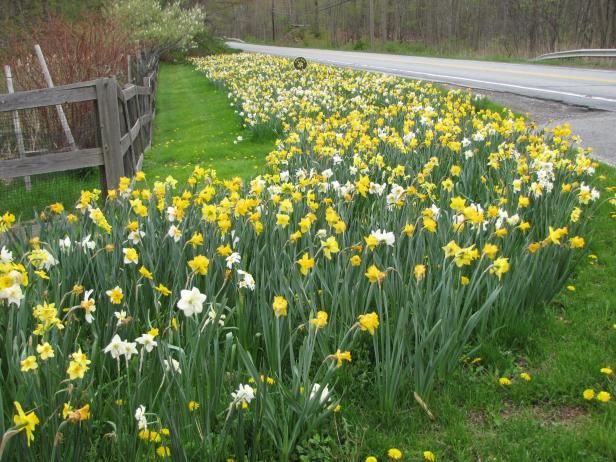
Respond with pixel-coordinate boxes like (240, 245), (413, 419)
(95, 78), (124, 195)
(3, 65), (31, 191)
(34, 44), (78, 151)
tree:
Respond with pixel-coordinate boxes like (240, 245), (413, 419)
(111, 0), (206, 57)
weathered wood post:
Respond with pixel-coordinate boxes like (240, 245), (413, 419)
(95, 78), (124, 195)
(3, 65), (31, 191)
(34, 44), (77, 151)
(127, 55), (132, 84)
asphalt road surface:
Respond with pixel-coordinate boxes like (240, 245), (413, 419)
(227, 42), (616, 165)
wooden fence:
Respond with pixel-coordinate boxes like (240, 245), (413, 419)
(0, 66), (158, 195)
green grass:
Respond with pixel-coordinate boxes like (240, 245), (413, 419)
(143, 63), (275, 182)
(329, 165), (616, 461)
(1, 63), (275, 219)
(1, 170), (99, 221)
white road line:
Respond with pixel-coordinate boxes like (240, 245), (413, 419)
(239, 45), (616, 107)
(324, 60), (616, 104)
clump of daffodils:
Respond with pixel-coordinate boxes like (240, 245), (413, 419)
(0, 53), (602, 460)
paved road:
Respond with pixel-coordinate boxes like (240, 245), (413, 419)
(228, 42), (616, 164)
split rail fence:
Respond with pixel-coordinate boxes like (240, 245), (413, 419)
(0, 66), (158, 195)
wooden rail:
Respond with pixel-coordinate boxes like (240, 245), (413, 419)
(0, 66), (158, 195)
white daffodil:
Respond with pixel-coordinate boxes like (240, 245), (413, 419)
(135, 333), (157, 353)
(177, 287), (206, 317)
(103, 334), (124, 360)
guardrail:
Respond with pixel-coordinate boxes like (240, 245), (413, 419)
(222, 36), (246, 43)
(533, 49), (616, 61)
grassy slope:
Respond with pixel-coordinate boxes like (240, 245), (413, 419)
(337, 165), (616, 461)
(161, 60), (615, 460)
(143, 63), (275, 183)
(4, 61), (615, 460)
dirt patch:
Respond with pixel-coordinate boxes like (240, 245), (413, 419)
(531, 404), (587, 425)
(469, 404), (587, 428)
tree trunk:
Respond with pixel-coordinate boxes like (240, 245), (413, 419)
(369, 0), (375, 46)
(313, 0), (320, 37)
(380, 0), (388, 42)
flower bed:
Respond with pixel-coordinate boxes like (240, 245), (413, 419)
(0, 53), (600, 460)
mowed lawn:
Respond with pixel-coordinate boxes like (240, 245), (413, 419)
(144, 63), (274, 181)
(2, 63), (273, 219)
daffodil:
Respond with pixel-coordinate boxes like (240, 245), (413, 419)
(272, 296), (288, 318)
(296, 253), (315, 276)
(357, 312), (379, 335)
(13, 401), (39, 447)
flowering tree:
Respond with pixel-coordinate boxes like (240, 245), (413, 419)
(111, 0), (206, 57)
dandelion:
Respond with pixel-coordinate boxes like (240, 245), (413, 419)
(387, 448), (402, 460)
(583, 389), (595, 400)
(597, 391), (611, 403)
(520, 372), (532, 381)
(423, 451), (437, 461)
(600, 367), (613, 376)
(499, 377), (511, 386)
